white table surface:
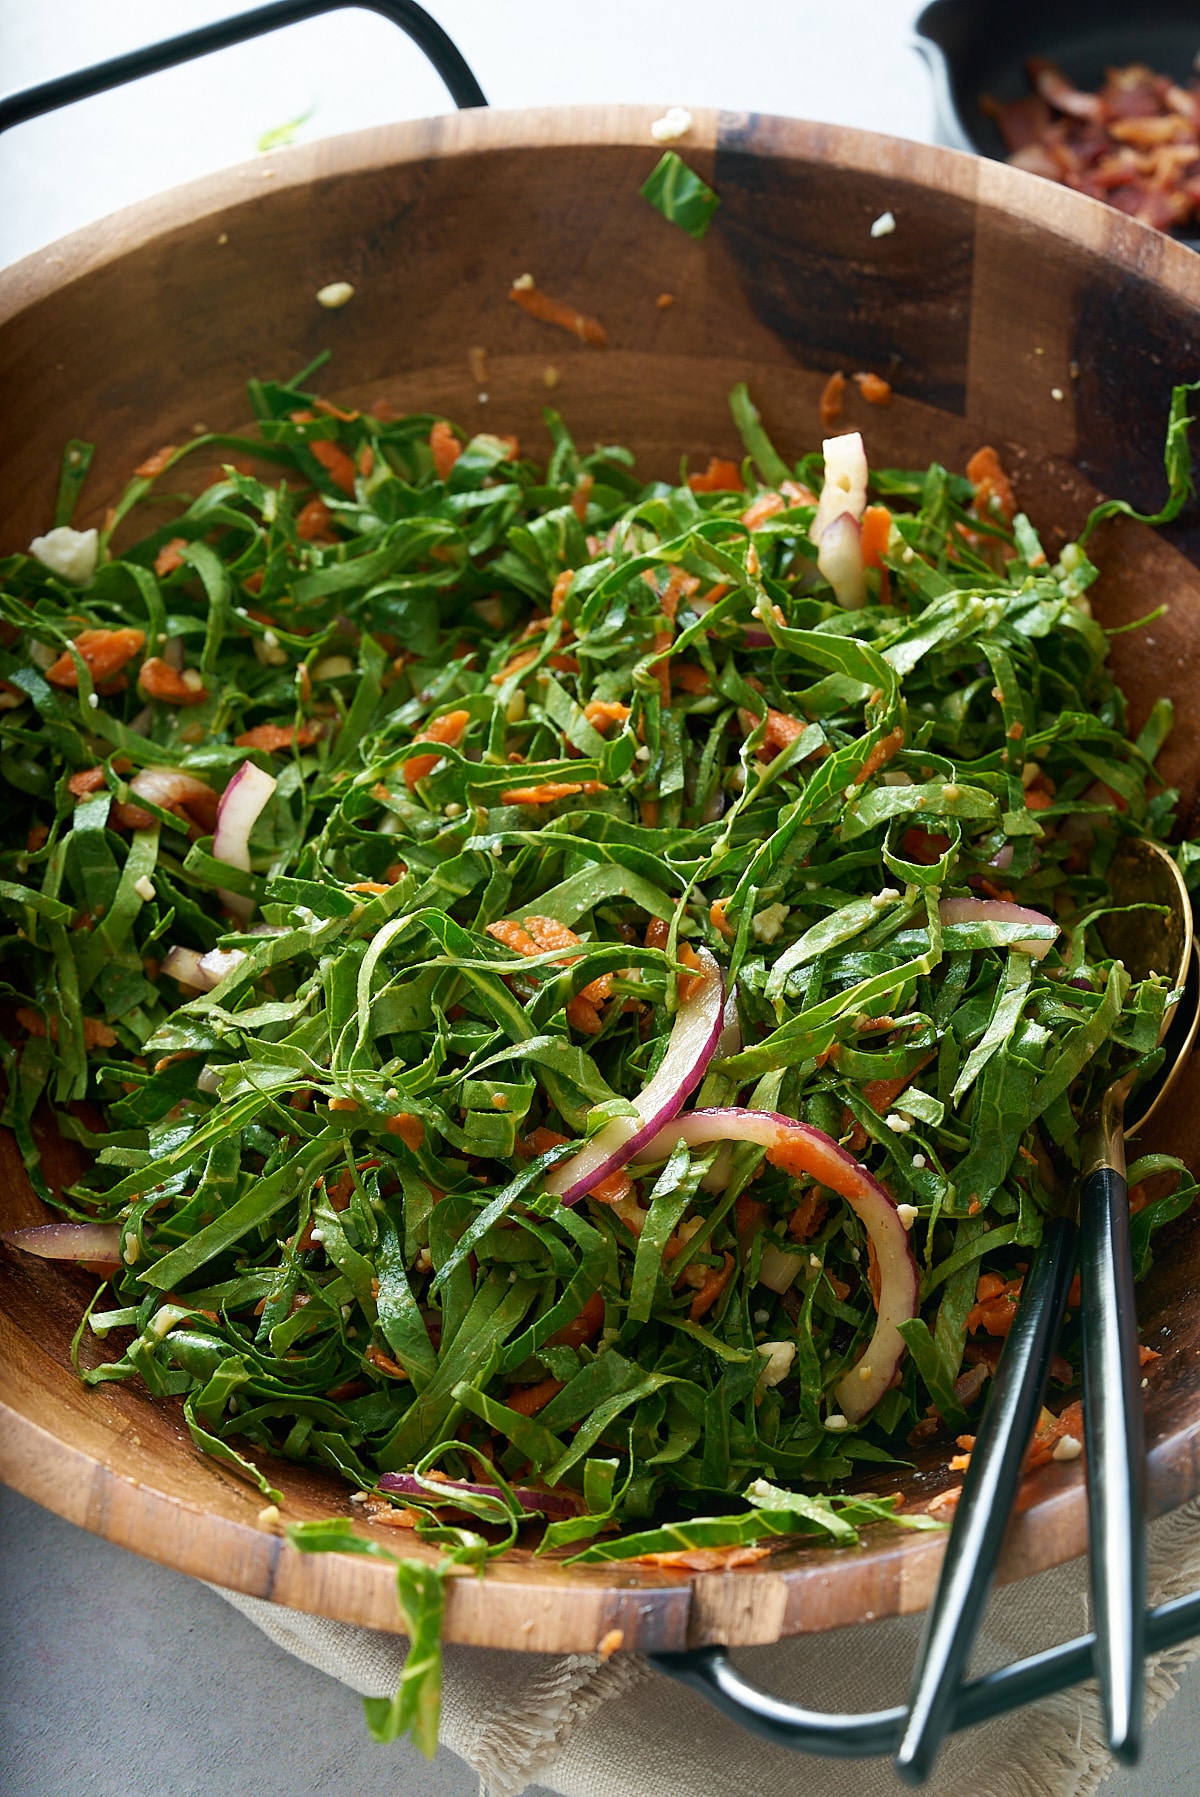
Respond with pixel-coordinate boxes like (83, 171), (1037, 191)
(2, 4), (1199, 1791)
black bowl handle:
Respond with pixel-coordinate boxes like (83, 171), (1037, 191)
(0, 0), (486, 135)
(648, 1583), (1200, 1762)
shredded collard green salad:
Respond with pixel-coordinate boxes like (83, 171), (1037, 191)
(2, 365), (1199, 1749)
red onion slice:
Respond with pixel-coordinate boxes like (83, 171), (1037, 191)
(816, 512), (867, 610)
(547, 946), (724, 1207)
(129, 767), (217, 811)
(631, 1107), (919, 1422)
(212, 761), (277, 922)
(938, 896), (1058, 960)
(162, 945), (209, 990)
(376, 1473), (580, 1517)
(810, 430), (868, 541)
(2, 1221), (121, 1265)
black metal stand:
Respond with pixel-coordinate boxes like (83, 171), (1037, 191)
(0, 0), (486, 134)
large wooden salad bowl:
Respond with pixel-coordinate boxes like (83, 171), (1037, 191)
(3, 106), (1200, 1655)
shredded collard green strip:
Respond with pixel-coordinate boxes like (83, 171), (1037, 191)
(3, 373), (1198, 1752)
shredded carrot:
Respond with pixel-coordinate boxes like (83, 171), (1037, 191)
(500, 780), (607, 805)
(740, 491), (786, 530)
(788, 1192), (829, 1242)
(689, 1250), (735, 1322)
(633, 1544), (771, 1571)
(365, 1345), (409, 1380)
(584, 699), (630, 730)
(966, 445), (1017, 524)
(571, 472), (594, 522)
(315, 398), (361, 423)
(819, 370), (846, 429)
(492, 646), (540, 684)
(429, 420), (462, 481)
(672, 665), (711, 695)
(550, 568), (575, 615)
(403, 708), (471, 789)
(687, 457), (743, 493)
(710, 898), (735, 940)
(486, 919), (540, 956)
(509, 280), (607, 346)
(852, 724), (906, 786)
(308, 437), (357, 495)
(676, 941), (706, 1004)
(384, 1112), (425, 1150)
(16, 1008), (117, 1049)
(861, 1052), (936, 1118)
(860, 504), (893, 601)
(547, 1291), (606, 1348)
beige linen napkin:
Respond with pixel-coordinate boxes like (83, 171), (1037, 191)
(214, 1496), (1200, 1797)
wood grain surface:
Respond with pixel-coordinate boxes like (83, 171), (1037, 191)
(2, 105), (1200, 1654)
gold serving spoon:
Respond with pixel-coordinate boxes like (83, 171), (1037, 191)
(897, 835), (1196, 1783)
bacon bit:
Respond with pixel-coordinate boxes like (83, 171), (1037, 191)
(860, 504), (893, 602)
(689, 1250), (735, 1322)
(925, 1485), (962, 1516)
(571, 473), (594, 523)
(68, 765), (108, 797)
(326, 1378), (370, 1402)
(154, 537), (188, 577)
(735, 1194), (769, 1247)
(1140, 1344), (1162, 1366)
(516, 1128), (631, 1205)
(550, 569), (575, 616)
(16, 1007), (117, 1049)
(853, 371), (892, 406)
(138, 657), (208, 707)
(672, 664), (711, 696)
(740, 491), (786, 530)
(404, 707), (471, 789)
(509, 280), (607, 347)
(901, 827), (952, 866)
(135, 445), (177, 478)
(235, 722), (321, 751)
(966, 1276), (1023, 1337)
(687, 458), (743, 494)
(26, 822), (49, 854)
(385, 1112), (425, 1150)
(521, 914), (612, 1003)
(111, 801), (156, 831)
(819, 371), (846, 430)
(1025, 1398), (1085, 1471)
(633, 1543), (771, 1571)
(304, 435), (357, 495)
(547, 652), (581, 674)
(852, 725), (906, 786)
(505, 1377), (565, 1416)
(328, 1097), (359, 1113)
(584, 699), (631, 732)
(788, 1191), (829, 1243)
(296, 496), (335, 541)
(501, 780), (607, 805)
(861, 1053), (936, 1118)
(46, 627), (145, 689)
(356, 444), (375, 479)
(365, 1345), (410, 1379)
(710, 898), (735, 940)
(486, 918), (540, 956)
(676, 941), (706, 1005)
(840, 1109), (869, 1154)
(566, 993), (604, 1035)
(645, 917), (670, 952)
(827, 1270), (851, 1302)
(547, 1290), (606, 1348)
(365, 1503), (424, 1529)
(967, 446), (1017, 525)
(1024, 788), (1054, 812)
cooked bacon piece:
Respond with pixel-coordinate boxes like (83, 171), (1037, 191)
(296, 496), (335, 541)
(154, 537), (188, 577)
(46, 627), (145, 688)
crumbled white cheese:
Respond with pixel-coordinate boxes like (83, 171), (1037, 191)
(414, 1246), (433, 1273)
(492, 841), (504, 858)
(870, 211), (896, 238)
(443, 801), (463, 818)
(941, 783), (961, 801)
(636, 744), (652, 762)
(755, 1341), (796, 1393)
(29, 525), (98, 585)
(1050, 387), (1065, 402)
(512, 272), (535, 291)
(650, 106), (693, 143)
(871, 888), (901, 909)
(823, 1412), (850, 1432)
(134, 875), (157, 903)
(911, 1153), (927, 1170)
(87, 692), (100, 709)
(254, 636), (289, 668)
(896, 1203), (919, 1230)
(882, 769), (913, 786)
(1052, 1433), (1082, 1462)
(180, 668), (206, 692)
(857, 1363), (874, 1382)
(316, 281), (355, 309)
(885, 1113), (913, 1134)
(312, 655), (355, 680)
(752, 901), (790, 944)
(753, 1309), (770, 1326)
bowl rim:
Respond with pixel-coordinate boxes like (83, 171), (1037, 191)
(2, 102), (1200, 1655)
